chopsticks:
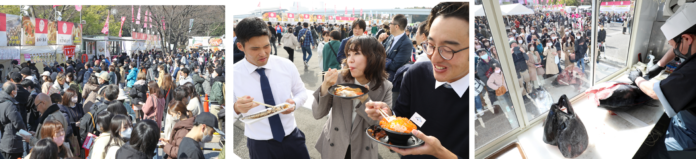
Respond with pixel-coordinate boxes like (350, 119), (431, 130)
(236, 97), (273, 108)
(378, 108), (394, 122)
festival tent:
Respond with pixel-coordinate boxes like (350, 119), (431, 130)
(473, 5), (485, 16)
(501, 4), (534, 15)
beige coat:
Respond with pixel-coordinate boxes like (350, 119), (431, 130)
(562, 42), (575, 67)
(543, 46), (560, 75)
(312, 73), (393, 159)
(82, 83), (99, 112)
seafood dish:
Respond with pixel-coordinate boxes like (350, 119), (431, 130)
(334, 85), (364, 97)
(380, 117), (417, 134)
(242, 104), (291, 120)
(367, 127), (387, 141)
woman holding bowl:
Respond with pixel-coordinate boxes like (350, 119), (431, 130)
(312, 35), (393, 159)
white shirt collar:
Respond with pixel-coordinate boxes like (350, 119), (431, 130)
(435, 73), (469, 98)
(242, 57), (274, 75)
(393, 32), (405, 43)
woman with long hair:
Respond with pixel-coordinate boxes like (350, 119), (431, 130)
(130, 71), (148, 121)
(115, 120), (160, 159)
(61, 88), (83, 155)
(104, 115), (132, 159)
(313, 36), (392, 159)
(65, 72), (82, 103)
(82, 76), (100, 112)
(26, 119), (74, 158)
(143, 81), (166, 128)
(51, 73), (68, 94)
(163, 87), (188, 141)
(160, 73), (175, 115)
(161, 100), (192, 159)
(182, 82), (202, 116)
(89, 111), (114, 159)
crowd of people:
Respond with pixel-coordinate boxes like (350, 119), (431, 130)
(233, 2), (468, 159)
(0, 49), (226, 159)
(474, 10), (594, 118)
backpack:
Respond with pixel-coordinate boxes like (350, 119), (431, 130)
(78, 101), (108, 142)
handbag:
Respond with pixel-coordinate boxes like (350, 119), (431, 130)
(542, 95), (588, 158)
(495, 85), (507, 96)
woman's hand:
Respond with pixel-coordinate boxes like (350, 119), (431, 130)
(320, 68), (339, 96)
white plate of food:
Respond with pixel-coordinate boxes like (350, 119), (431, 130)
(239, 103), (295, 124)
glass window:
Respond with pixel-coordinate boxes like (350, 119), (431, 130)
(496, 3), (594, 123)
(595, 0), (636, 82)
(474, 3), (520, 150)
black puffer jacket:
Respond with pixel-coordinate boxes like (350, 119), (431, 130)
(0, 91), (27, 153)
(129, 81), (148, 105)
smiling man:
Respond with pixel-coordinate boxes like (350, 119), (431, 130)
(365, 2), (469, 159)
(233, 17), (310, 159)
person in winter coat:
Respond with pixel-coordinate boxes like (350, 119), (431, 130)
(130, 72), (148, 121)
(486, 63), (511, 106)
(115, 120), (159, 159)
(208, 68), (225, 119)
(0, 82), (27, 159)
(543, 40), (560, 76)
(23, 120), (74, 159)
(108, 66), (118, 85)
(597, 24), (607, 62)
(126, 63), (138, 88)
(281, 28), (301, 62)
(20, 93), (69, 147)
(163, 89), (188, 141)
(562, 36), (575, 68)
(142, 82), (165, 128)
(183, 83), (202, 116)
(191, 68), (206, 96)
(88, 111), (115, 159)
(61, 88), (84, 155)
(51, 73), (69, 95)
(103, 115), (132, 159)
(161, 101), (192, 159)
(82, 76), (100, 113)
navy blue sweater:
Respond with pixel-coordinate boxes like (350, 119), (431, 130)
(393, 61), (469, 159)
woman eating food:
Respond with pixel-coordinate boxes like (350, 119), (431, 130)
(311, 35), (393, 159)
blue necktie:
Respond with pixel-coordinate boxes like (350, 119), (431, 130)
(256, 68), (285, 142)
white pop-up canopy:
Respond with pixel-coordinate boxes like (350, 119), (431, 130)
(501, 4), (534, 15)
(473, 5), (485, 16)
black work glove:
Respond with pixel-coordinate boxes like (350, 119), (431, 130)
(645, 64), (665, 80)
(628, 68), (643, 84)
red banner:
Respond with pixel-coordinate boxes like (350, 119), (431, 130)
(64, 45), (75, 58)
(119, 17), (126, 37)
(131, 5), (134, 22)
(303, 14), (310, 19)
(136, 6), (141, 24)
(268, 12), (277, 18)
(101, 13), (109, 34)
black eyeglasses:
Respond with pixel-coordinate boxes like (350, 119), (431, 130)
(425, 44), (468, 60)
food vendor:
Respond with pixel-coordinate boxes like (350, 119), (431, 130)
(629, 3), (696, 156)
(365, 2), (468, 159)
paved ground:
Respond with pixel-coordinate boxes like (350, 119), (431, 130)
(474, 21), (631, 149)
(232, 44), (401, 159)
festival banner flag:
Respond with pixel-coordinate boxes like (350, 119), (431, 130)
(75, 5), (82, 11)
(21, 17), (51, 46)
(101, 12), (110, 35)
(131, 5), (134, 22)
(119, 17), (126, 37)
(136, 6), (141, 24)
(144, 10), (148, 28)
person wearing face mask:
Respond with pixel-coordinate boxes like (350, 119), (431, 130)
(543, 40), (561, 77)
(177, 112), (221, 159)
(626, 4), (696, 156)
(476, 49), (500, 107)
(0, 82), (28, 159)
(89, 110), (115, 159)
(59, 88), (83, 155)
(142, 82), (165, 128)
(163, 88), (189, 142)
(23, 120), (74, 158)
(161, 101), (192, 159)
(104, 115), (131, 159)
(597, 24), (607, 62)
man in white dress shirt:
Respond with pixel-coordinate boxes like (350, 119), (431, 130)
(233, 17), (310, 159)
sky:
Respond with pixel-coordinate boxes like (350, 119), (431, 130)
(231, 0), (441, 16)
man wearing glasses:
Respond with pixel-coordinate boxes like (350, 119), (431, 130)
(366, 2), (469, 159)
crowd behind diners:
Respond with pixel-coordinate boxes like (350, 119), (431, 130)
(234, 2), (468, 159)
(0, 49), (226, 159)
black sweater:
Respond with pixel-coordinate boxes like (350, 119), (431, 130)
(393, 61), (469, 159)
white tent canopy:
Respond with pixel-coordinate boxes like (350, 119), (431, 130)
(500, 4), (534, 15)
(578, 5), (591, 10)
(473, 5), (485, 16)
